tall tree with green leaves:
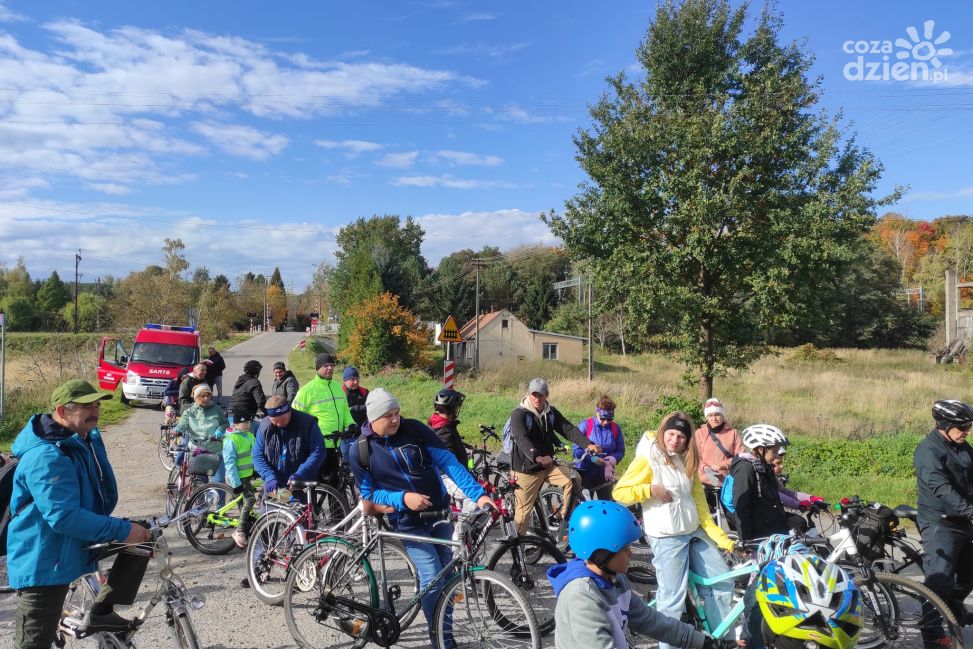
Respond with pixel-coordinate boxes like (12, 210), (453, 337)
(37, 270), (71, 314)
(546, 0), (895, 397)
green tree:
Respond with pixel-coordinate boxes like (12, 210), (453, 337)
(518, 277), (556, 329)
(1, 295), (39, 330)
(2, 257), (34, 302)
(332, 248), (383, 347)
(546, 0), (893, 397)
(60, 292), (110, 332)
(37, 270), (71, 314)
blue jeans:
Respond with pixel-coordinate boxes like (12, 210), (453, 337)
(648, 528), (732, 649)
(400, 519), (454, 644)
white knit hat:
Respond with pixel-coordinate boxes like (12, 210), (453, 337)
(703, 398), (724, 417)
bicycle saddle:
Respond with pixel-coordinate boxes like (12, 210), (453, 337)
(893, 504), (918, 522)
(289, 480), (319, 489)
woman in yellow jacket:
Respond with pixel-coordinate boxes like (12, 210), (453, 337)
(613, 412), (734, 649)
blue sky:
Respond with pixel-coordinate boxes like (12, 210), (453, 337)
(0, 1), (971, 289)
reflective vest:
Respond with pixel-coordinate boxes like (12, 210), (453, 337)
(229, 431), (255, 479)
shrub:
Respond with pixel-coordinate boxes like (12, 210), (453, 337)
(339, 293), (428, 373)
(790, 343), (842, 364)
(651, 393), (704, 428)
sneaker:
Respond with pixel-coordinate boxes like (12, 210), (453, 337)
(233, 529), (248, 548)
(240, 577), (250, 588)
(79, 611), (131, 633)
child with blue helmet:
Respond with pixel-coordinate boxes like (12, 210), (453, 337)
(547, 500), (735, 649)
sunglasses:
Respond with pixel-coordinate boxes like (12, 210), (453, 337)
(959, 423), (973, 432)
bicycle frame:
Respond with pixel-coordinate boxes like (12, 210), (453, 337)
(681, 560), (759, 639)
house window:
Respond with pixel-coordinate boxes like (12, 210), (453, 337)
(542, 343), (558, 360)
(501, 319), (509, 328)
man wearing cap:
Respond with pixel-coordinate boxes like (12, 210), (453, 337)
(271, 361), (300, 403)
(178, 362), (208, 409)
(508, 378), (601, 536)
(293, 352), (353, 479)
(7, 380), (152, 649)
(349, 387), (493, 646)
(692, 397), (743, 514)
(342, 366), (369, 427)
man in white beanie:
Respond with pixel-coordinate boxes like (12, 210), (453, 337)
(692, 397), (743, 515)
(349, 387), (494, 647)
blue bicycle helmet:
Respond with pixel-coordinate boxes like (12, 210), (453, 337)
(568, 500), (642, 561)
(755, 533), (810, 565)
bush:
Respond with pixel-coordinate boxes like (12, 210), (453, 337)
(339, 293), (428, 373)
(790, 343), (842, 364)
(651, 393), (704, 428)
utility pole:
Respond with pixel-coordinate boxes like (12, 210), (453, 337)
(587, 274), (594, 381)
(95, 277), (101, 331)
(474, 258), (481, 372)
(74, 250), (82, 334)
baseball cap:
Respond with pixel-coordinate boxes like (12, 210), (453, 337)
(51, 379), (113, 409)
(528, 378), (549, 397)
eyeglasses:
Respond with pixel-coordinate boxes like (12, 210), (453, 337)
(958, 423), (973, 432)
(599, 416), (614, 421)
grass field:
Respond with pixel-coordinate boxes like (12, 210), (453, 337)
(289, 341), (968, 507)
(0, 331), (251, 449)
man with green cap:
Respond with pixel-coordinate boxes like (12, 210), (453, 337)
(293, 352), (353, 480)
(7, 379), (151, 649)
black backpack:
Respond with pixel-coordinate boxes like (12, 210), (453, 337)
(0, 455), (20, 557)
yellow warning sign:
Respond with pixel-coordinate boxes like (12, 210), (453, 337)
(437, 315), (464, 343)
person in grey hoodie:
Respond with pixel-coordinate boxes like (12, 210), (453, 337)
(271, 361), (300, 403)
(547, 500), (733, 649)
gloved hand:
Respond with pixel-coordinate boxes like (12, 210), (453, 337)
(810, 495), (825, 504)
(264, 478), (278, 494)
(701, 636), (737, 649)
(799, 500), (811, 511)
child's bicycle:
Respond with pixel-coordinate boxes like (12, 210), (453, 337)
(57, 507), (208, 649)
(178, 478), (264, 555)
(282, 507), (540, 649)
(157, 424), (182, 472)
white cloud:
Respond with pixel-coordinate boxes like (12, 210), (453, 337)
(86, 182), (132, 195)
(436, 41), (530, 59)
(904, 185), (973, 201)
(376, 151), (419, 168)
(314, 139), (383, 156)
(0, 1), (26, 22)
(392, 174), (521, 189)
(432, 149), (503, 166)
(416, 209), (558, 263)
(192, 122), (289, 160)
(459, 13), (501, 23)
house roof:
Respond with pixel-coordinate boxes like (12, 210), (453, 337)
(528, 329), (586, 341)
(459, 310), (507, 339)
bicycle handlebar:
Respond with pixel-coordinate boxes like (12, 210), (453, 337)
(418, 509), (451, 520)
(87, 506), (207, 551)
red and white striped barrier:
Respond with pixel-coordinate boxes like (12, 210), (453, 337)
(443, 360), (455, 389)
(299, 338), (307, 351)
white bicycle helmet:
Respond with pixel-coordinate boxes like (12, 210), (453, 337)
(742, 424), (788, 450)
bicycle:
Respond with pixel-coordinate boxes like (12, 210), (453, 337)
(246, 480), (416, 607)
(57, 507), (208, 649)
(157, 424), (182, 472)
(282, 507), (540, 649)
(178, 479), (264, 555)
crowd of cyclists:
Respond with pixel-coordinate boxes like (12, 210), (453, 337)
(5, 345), (973, 649)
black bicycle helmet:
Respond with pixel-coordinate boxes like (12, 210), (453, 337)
(434, 389), (465, 410)
(932, 399), (973, 429)
(243, 360), (262, 375)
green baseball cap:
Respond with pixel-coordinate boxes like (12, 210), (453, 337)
(51, 379), (113, 409)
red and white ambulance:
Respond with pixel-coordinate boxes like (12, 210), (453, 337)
(98, 324), (201, 404)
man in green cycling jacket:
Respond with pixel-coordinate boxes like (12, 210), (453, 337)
(293, 352), (353, 479)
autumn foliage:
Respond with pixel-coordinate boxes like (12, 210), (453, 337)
(339, 292), (428, 373)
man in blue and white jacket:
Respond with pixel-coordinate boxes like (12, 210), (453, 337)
(349, 387), (493, 646)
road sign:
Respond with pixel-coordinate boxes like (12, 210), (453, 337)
(437, 315), (463, 343)
(444, 360), (455, 389)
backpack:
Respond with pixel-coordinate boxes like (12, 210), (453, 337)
(719, 474), (735, 514)
(501, 416), (514, 456)
(0, 455), (20, 557)
(582, 417), (620, 440)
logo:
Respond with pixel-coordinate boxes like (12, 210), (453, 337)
(843, 20), (952, 83)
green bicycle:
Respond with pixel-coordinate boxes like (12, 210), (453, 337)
(180, 481), (262, 555)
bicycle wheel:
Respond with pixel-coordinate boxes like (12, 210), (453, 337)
(873, 571), (964, 648)
(310, 484), (351, 530)
(171, 611), (201, 649)
(627, 560), (658, 601)
(181, 483), (239, 555)
(158, 431), (176, 471)
(854, 573), (897, 649)
(486, 536), (564, 636)
(164, 466), (181, 517)
(247, 508), (301, 605)
(283, 539), (378, 649)
(434, 568), (540, 649)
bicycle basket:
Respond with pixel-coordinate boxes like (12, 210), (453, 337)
(852, 503), (899, 561)
(186, 452), (220, 476)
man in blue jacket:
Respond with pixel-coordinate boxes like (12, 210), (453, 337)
(7, 379), (151, 649)
(349, 387), (493, 646)
(252, 394), (326, 496)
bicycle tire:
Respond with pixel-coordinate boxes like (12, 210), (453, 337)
(181, 483), (241, 556)
(872, 571), (964, 648)
(433, 568), (540, 649)
(283, 538), (377, 649)
(164, 465), (181, 517)
(310, 483), (350, 530)
(171, 611), (201, 649)
(854, 572), (898, 649)
(627, 560), (658, 601)
(375, 540), (421, 629)
(247, 508), (301, 605)
(486, 535), (565, 636)
(159, 431), (176, 471)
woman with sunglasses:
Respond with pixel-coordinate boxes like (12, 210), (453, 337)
(915, 399), (973, 623)
(572, 395), (626, 500)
